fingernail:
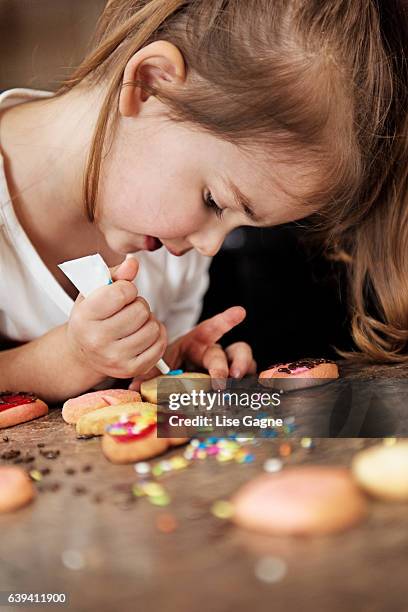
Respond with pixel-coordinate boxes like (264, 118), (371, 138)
(231, 368), (241, 378)
(125, 254), (135, 261)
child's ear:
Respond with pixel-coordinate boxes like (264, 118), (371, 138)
(119, 40), (186, 117)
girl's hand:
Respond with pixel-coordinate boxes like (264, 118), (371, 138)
(66, 257), (167, 379)
(129, 306), (257, 389)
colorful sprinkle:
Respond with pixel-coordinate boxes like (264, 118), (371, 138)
(156, 512), (178, 533)
(254, 556), (287, 584)
(263, 458), (283, 473)
(134, 462), (151, 475)
(279, 443), (292, 457)
(29, 469), (42, 482)
(211, 500), (234, 519)
(300, 437), (315, 450)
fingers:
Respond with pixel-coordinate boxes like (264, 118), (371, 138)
(80, 280), (138, 320)
(116, 315), (165, 356)
(192, 306), (246, 346)
(225, 342), (257, 378)
(125, 323), (167, 375)
(101, 297), (150, 341)
(128, 366), (161, 391)
(202, 344), (229, 378)
(110, 254), (139, 282)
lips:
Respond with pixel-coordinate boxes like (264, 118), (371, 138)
(145, 236), (163, 251)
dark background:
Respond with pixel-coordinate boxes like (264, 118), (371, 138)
(0, 1), (353, 369)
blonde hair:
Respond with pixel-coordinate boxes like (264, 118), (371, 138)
(56, 0), (408, 363)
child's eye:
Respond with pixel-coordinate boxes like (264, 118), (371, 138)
(204, 192), (224, 219)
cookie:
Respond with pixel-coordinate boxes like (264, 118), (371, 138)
(140, 372), (211, 404)
(76, 402), (156, 437)
(0, 392), (48, 429)
(232, 466), (367, 535)
(0, 466), (36, 512)
(62, 389), (141, 424)
(352, 442), (408, 501)
(259, 358), (338, 390)
(101, 413), (187, 464)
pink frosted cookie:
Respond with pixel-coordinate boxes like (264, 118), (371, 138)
(232, 466), (367, 536)
(102, 412), (188, 464)
(0, 392), (48, 429)
(62, 389), (141, 424)
(259, 358), (338, 390)
(0, 466), (36, 512)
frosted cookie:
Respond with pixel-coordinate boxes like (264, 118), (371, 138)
(0, 392), (48, 429)
(259, 358), (338, 390)
(62, 389), (141, 424)
(352, 442), (408, 501)
(76, 402), (156, 437)
(0, 466), (36, 513)
(102, 413), (187, 464)
(140, 372), (211, 404)
(232, 466), (367, 536)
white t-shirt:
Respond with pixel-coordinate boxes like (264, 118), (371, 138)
(0, 88), (211, 345)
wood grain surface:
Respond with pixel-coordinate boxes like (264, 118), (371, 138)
(1, 362), (407, 612)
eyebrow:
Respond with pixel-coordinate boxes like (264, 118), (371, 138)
(226, 179), (261, 222)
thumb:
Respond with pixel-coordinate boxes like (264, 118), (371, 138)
(110, 254), (139, 282)
(191, 306), (246, 346)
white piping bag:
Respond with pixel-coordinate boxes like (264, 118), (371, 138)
(58, 253), (171, 375)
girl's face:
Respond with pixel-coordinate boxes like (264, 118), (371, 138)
(97, 97), (313, 257)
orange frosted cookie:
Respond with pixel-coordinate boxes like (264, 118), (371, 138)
(232, 466), (367, 535)
(0, 392), (48, 429)
(0, 466), (36, 513)
(102, 412), (187, 464)
(62, 389), (141, 424)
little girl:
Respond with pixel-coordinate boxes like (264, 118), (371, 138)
(0, 0), (406, 402)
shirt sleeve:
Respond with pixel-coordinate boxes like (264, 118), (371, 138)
(164, 252), (212, 343)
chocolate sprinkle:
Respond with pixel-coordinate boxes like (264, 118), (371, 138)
(2, 436), (9, 442)
(265, 357), (335, 374)
(1, 449), (21, 460)
(73, 486), (87, 495)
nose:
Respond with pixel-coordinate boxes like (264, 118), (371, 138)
(188, 226), (228, 257)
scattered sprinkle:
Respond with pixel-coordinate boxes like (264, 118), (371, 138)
(279, 443), (292, 458)
(29, 469), (42, 482)
(134, 462), (151, 476)
(254, 556), (287, 584)
(211, 500), (234, 519)
(300, 437), (315, 450)
(156, 512), (178, 533)
(263, 458), (283, 473)
(61, 550), (85, 571)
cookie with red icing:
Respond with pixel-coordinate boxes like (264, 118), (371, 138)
(102, 412), (188, 464)
(259, 358), (338, 390)
(0, 392), (48, 429)
(0, 466), (36, 513)
(62, 389), (142, 424)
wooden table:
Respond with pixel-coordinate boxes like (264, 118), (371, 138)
(1, 363), (408, 612)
